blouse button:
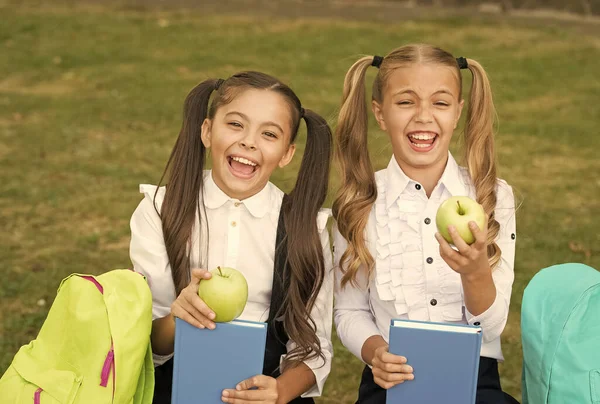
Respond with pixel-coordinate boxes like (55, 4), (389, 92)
(511, 233), (516, 240)
(424, 218), (431, 225)
(234, 202), (241, 207)
(430, 299), (437, 306)
(231, 221), (237, 227)
(426, 257), (433, 264)
(415, 184), (422, 190)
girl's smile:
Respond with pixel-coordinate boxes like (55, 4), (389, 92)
(406, 131), (439, 152)
(227, 155), (259, 179)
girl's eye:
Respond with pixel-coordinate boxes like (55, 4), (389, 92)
(396, 100), (413, 105)
(228, 122), (243, 128)
(435, 102), (450, 107)
(264, 132), (277, 139)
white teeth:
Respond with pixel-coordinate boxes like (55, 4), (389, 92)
(413, 143), (431, 148)
(231, 156), (257, 166)
(409, 133), (436, 140)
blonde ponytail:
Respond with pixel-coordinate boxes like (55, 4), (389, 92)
(333, 56), (379, 287)
(463, 58), (501, 269)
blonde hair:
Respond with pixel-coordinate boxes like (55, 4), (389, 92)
(333, 44), (501, 288)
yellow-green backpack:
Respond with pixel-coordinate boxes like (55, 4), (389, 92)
(0, 269), (154, 404)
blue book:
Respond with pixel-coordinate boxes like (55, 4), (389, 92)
(387, 319), (483, 404)
(172, 318), (268, 404)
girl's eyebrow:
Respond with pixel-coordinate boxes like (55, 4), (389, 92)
(392, 88), (455, 97)
(432, 89), (455, 96)
(224, 111), (284, 133)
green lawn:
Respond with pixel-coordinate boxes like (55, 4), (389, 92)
(1, 2), (599, 402)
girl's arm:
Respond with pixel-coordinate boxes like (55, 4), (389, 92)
(277, 363), (318, 403)
(334, 219), (414, 391)
(130, 189), (215, 358)
(333, 224), (381, 362)
(222, 365), (316, 404)
(130, 191), (177, 362)
(436, 181), (516, 343)
(361, 334), (388, 365)
(151, 314), (176, 356)
(150, 269), (215, 355)
(466, 181), (516, 341)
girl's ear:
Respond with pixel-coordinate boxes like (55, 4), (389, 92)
(200, 118), (212, 148)
(372, 100), (387, 131)
(454, 99), (465, 130)
(278, 143), (296, 168)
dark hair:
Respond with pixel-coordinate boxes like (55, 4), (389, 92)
(156, 71), (332, 367)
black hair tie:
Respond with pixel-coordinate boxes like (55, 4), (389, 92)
(214, 78), (225, 90)
(371, 55), (384, 68)
(456, 57), (469, 70)
(300, 107), (305, 118)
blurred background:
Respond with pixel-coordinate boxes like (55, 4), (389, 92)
(1, 0), (599, 402)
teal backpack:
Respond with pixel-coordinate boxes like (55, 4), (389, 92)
(521, 263), (600, 404)
(0, 269), (155, 404)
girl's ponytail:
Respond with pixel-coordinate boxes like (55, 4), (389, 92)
(157, 79), (222, 295)
(333, 56), (379, 287)
(280, 107), (332, 366)
(463, 59), (501, 269)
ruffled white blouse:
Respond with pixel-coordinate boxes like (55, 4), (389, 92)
(334, 153), (516, 362)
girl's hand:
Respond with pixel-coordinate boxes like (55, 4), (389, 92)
(435, 215), (491, 278)
(170, 268), (216, 329)
(372, 344), (414, 389)
(221, 375), (279, 403)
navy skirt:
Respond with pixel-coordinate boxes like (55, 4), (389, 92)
(356, 356), (520, 404)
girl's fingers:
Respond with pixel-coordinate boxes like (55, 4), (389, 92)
(221, 388), (263, 402)
(175, 297), (215, 329)
(221, 375), (278, 403)
(436, 233), (462, 268)
(448, 225), (471, 253)
(379, 351), (408, 365)
(373, 373), (413, 390)
(373, 368), (415, 383)
(190, 268), (212, 285)
(380, 362), (413, 374)
(187, 292), (216, 324)
(171, 303), (205, 329)
(235, 375), (277, 390)
(469, 221), (487, 251)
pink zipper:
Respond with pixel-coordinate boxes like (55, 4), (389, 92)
(34, 388), (42, 404)
(100, 341), (114, 387)
(82, 276), (115, 401)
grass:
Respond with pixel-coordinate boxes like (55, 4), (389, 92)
(1, 1), (599, 402)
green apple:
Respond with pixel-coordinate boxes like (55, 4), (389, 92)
(436, 196), (486, 245)
(197, 266), (248, 323)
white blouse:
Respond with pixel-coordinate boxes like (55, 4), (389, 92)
(130, 171), (333, 397)
(334, 153), (516, 362)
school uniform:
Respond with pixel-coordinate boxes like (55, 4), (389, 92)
(334, 153), (519, 404)
(130, 171), (333, 403)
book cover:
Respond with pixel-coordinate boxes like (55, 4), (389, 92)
(386, 319), (482, 404)
(172, 318), (268, 404)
